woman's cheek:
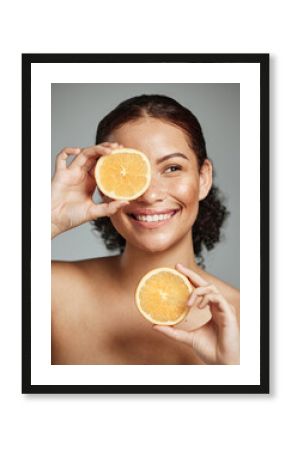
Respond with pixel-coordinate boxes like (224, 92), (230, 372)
(172, 177), (200, 226)
(171, 177), (199, 205)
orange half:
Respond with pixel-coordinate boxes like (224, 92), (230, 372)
(95, 148), (151, 200)
(135, 268), (193, 325)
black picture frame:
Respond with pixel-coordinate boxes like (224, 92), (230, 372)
(22, 53), (269, 394)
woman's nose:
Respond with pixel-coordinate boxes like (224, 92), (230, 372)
(137, 175), (166, 204)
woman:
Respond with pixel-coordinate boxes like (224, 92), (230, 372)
(51, 94), (240, 365)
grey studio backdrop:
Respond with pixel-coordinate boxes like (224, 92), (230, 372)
(51, 84), (240, 288)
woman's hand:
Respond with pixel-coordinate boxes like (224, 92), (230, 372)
(153, 264), (240, 365)
(51, 142), (128, 238)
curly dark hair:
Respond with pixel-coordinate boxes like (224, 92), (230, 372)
(92, 94), (229, 266)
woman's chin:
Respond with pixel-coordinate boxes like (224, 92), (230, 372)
(128, 237), (176, 254)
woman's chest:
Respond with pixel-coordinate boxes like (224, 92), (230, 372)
(56, 288), (203, 365)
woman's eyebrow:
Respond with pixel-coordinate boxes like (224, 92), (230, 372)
(156, 152), (189, 164)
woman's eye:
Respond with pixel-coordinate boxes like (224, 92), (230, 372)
(164, 165), (182, 174)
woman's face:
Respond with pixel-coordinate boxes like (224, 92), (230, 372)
(106, 117), (212, 253)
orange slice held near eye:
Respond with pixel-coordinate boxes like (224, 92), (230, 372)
(94, 148), (152, 201)
(135, 268), (193, 325)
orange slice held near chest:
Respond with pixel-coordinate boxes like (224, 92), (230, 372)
(135, 268), (193, 325)
(95, 148), (152, 200)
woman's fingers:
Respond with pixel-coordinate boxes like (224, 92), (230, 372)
(153, 325), (193, 346)
(175, 263), (209, 288)
(55, 147), (81, 171)
(55, 142), (124, 173)
(196, 293), (237, 331)
(69, 145), (113, 170)
(176, 264), (222, 308)
(67, 142), (123, 171)
(187, 284), (219, 306)
(181, 270), (238, 330)
(87, 200), (129, 220)
(197, 293), (232, 312)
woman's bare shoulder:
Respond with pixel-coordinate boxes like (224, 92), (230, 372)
(52, 255), (120, 275)
(51, 256), (120, 301)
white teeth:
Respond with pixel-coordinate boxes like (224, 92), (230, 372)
(134, 213), (175, 222)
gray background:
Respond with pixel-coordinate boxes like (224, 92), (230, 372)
(51, 84), (240, 288)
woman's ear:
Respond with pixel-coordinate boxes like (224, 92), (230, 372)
(199, 159), (213, 201)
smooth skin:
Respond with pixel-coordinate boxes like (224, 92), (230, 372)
(52, 117), (239, 365)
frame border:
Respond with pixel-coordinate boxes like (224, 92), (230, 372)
(22, 53), (269, 394)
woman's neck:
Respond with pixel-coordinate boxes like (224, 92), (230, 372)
(118, 232), (200, 285)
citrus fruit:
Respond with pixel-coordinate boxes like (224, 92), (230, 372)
(95, 148), (151, 200)
(135, 268), (193, 325)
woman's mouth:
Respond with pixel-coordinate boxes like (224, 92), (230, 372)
(127, 208), (180, 228)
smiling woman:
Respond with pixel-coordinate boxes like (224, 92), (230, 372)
(51, 94), (240, 365)
(93, 95), (228, 265)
